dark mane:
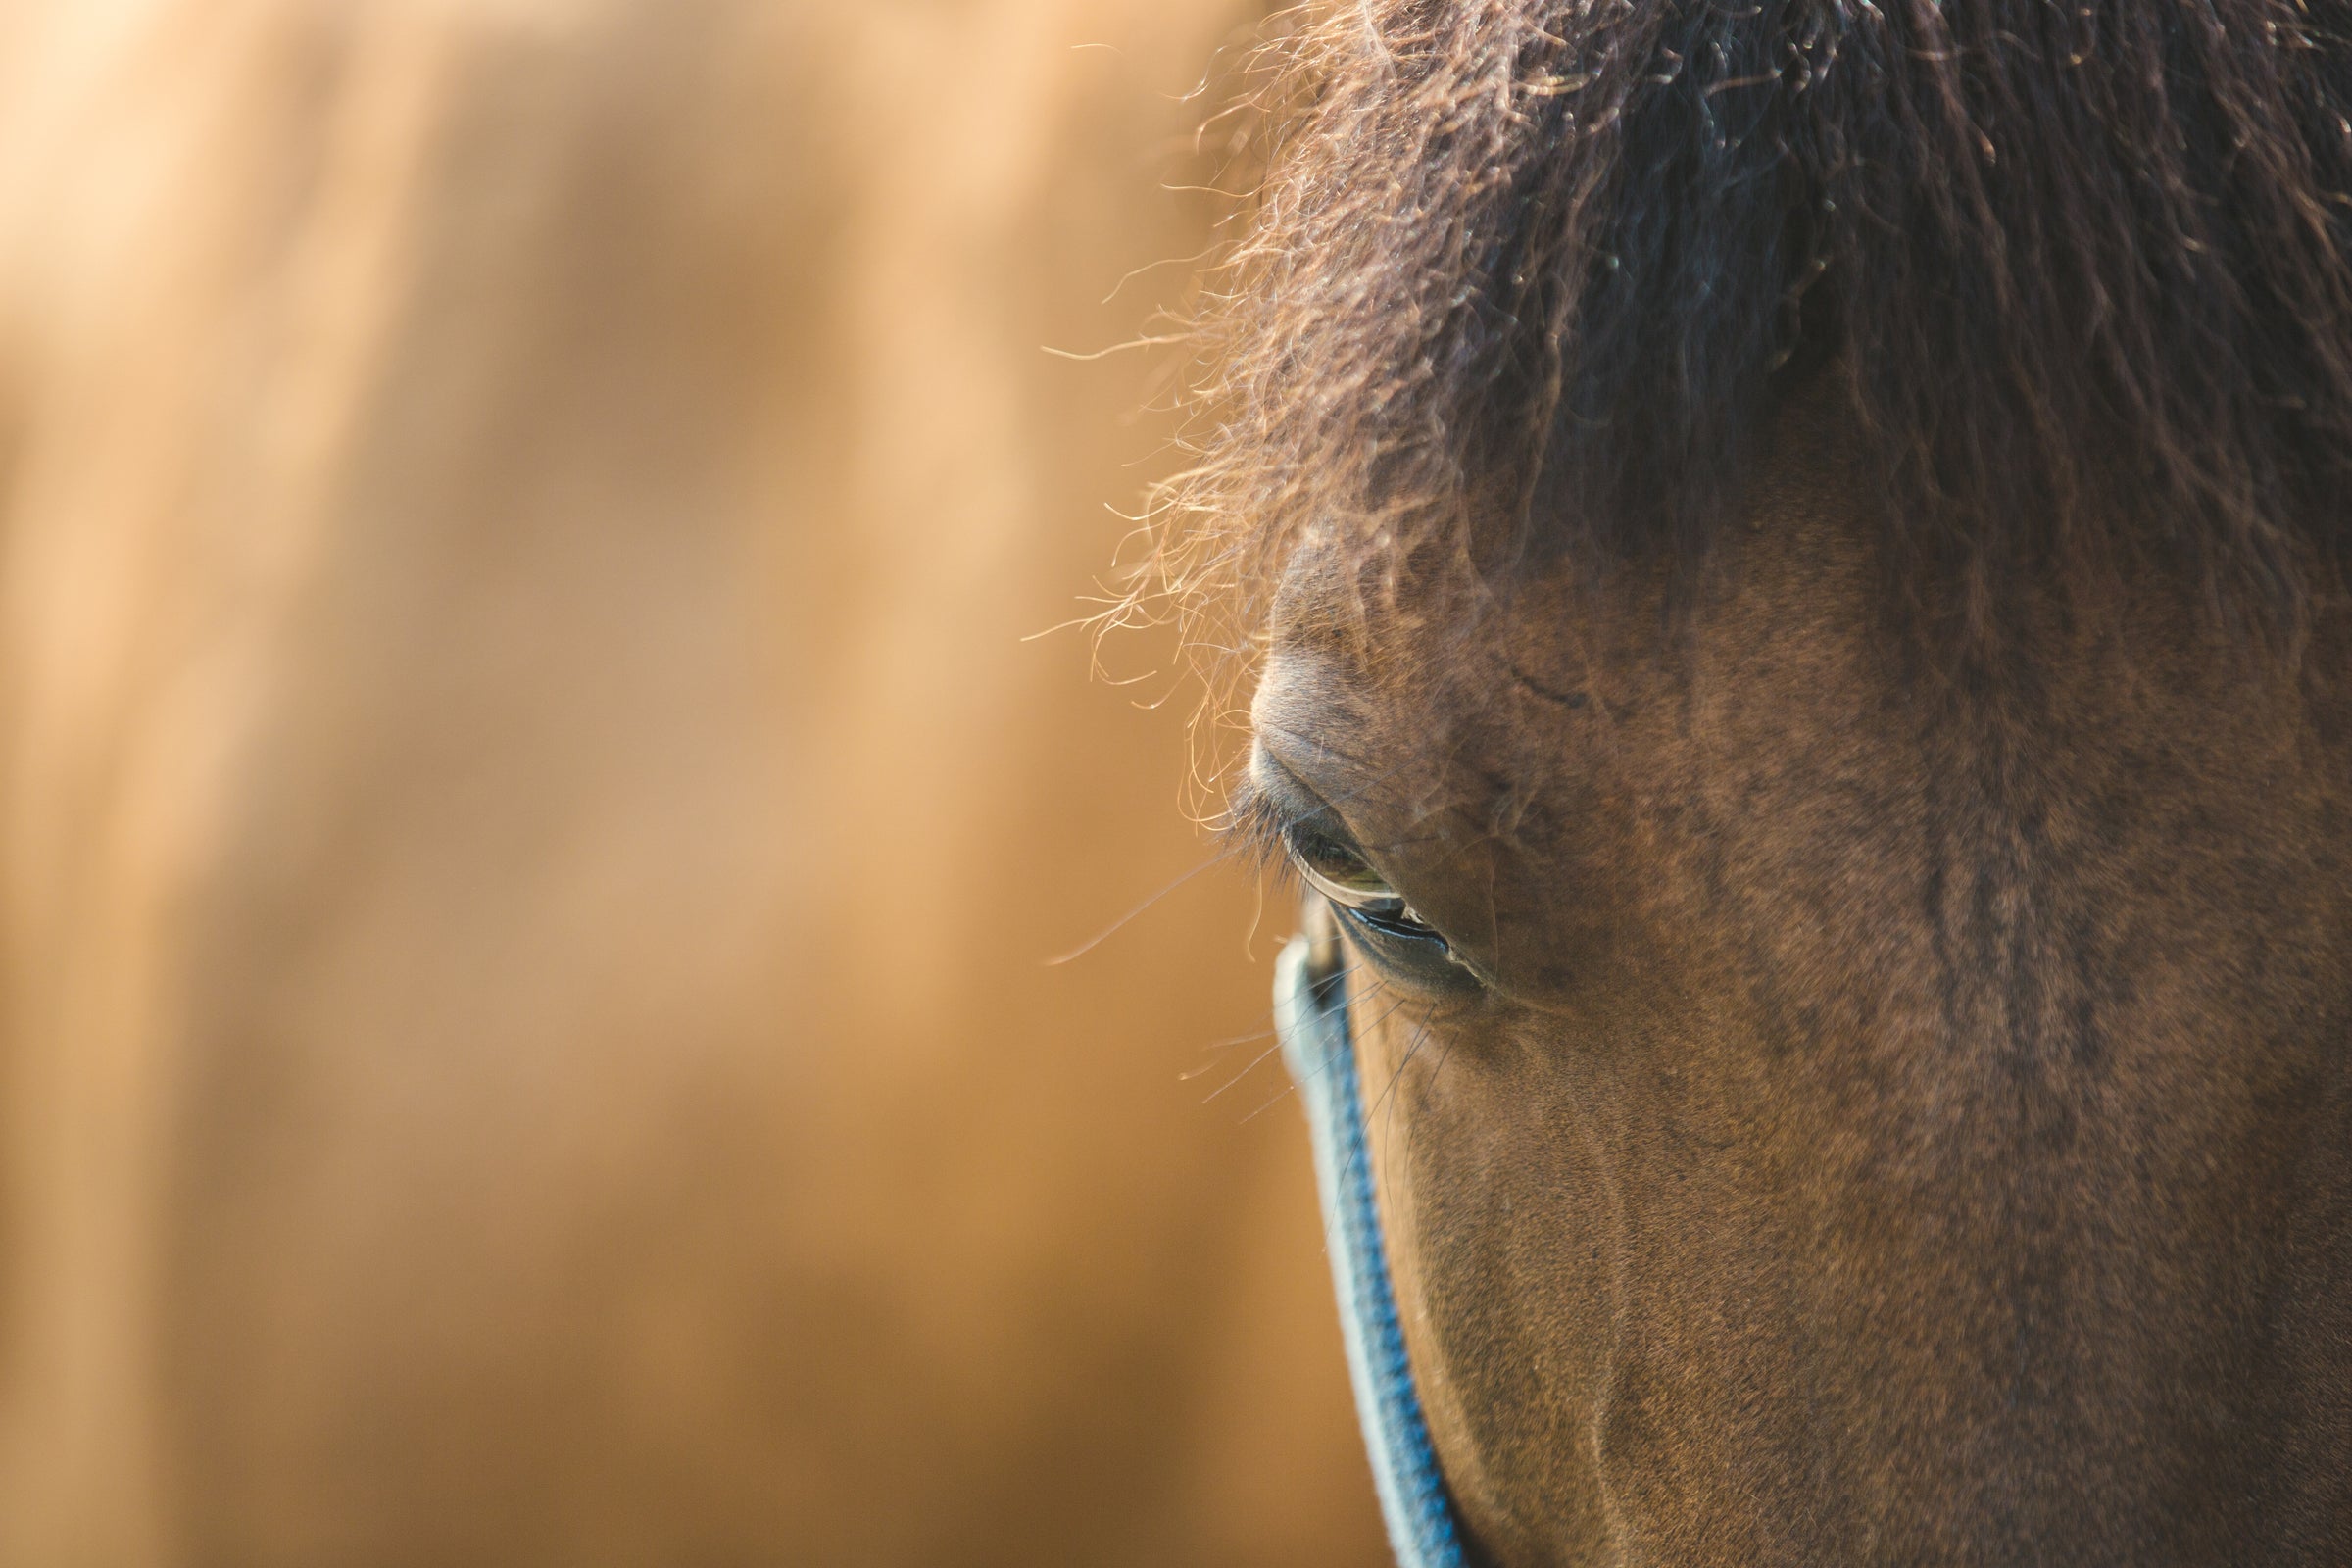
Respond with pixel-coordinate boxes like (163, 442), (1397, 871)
(1160, 0), (2352, 659)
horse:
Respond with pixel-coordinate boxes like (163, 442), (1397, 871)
(1167, 2), (2352, 1562)
(0, 1), (1388, 1563)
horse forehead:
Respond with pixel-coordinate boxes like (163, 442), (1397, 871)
(1260, 470), (1991, 840)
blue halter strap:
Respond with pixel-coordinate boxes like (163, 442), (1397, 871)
(1274, 933), (1469, 1568)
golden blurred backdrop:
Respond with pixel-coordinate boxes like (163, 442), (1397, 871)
(0, 1), (1382, 1563)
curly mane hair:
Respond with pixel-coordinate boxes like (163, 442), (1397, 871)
(1157, 0), (2352, 665)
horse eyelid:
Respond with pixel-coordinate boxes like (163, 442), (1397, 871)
(1279, 826), (1431, 926)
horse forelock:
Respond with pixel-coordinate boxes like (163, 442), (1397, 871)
(1157, 0), (2352, 695)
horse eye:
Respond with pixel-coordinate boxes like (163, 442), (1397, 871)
(1283, 824), (1395, 905)
(1281, 823), (1433, 933)
(1280, 819), (1471, 987)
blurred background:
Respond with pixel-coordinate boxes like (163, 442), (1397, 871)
(0, 2), (1384, 1563)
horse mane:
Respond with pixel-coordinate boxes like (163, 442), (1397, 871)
(1158, 0), (2352, 660)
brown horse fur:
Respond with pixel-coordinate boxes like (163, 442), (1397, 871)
(1171, 3), (2352, 1564)
(1165, 0), (2352, 655)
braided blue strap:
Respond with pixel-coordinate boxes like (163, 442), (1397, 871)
(1275, 937), (1468, 1568)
